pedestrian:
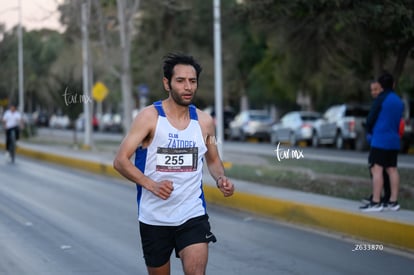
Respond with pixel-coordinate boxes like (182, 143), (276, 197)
(361, 72), (403, 212)
(362, 81), (391, 205)
(113, 52), (235, 275)
(2, 104), (22, 159)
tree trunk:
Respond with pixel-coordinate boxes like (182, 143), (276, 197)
(372, 48), (383, 79)
(116, 0), (140, 133)
(73, 123), (78, 147)
(392, 40), (414, 89)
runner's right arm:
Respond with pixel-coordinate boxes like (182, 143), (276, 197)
(113, 107), (173, 200)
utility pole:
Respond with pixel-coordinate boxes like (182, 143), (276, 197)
(81, 1), (93, 149)
(213, 0), (224, 159)
(18, 0), (24, 114)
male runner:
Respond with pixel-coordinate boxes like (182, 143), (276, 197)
(114, 53), (235, 275)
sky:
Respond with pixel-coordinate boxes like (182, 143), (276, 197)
(0, 0), (64, 32)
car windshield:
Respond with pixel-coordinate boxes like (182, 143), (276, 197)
(301, 114), (320, 121)
(345, 106), (370, 117)
(250, 114), (270, 121)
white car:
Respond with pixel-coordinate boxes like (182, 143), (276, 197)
(101, 113), (122, 132)
(271, 111), (321, 146)
(49, 114), (70, 129)
(229, 110), (273, 141)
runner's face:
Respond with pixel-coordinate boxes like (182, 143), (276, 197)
(370, 82), (382, 98)
(164, 64), (198, 106)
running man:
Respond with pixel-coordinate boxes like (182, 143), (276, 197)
(2, 104), (22, 160)
(113, 53), (235, 275)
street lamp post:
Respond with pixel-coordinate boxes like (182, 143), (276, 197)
(18, 0), (24, 114)
(213, 0), (224, 159)
(81, 1), (92, 149)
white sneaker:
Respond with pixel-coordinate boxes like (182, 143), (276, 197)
(360, 202), (383, 212)
(4, 151), (13, 163)
(387, 201), (400, 211)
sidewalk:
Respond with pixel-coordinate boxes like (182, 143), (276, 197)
(3, 139), (414, 252)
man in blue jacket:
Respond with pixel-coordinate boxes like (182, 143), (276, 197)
(362, 81), (391, 205)
(361, 72), (403, 212)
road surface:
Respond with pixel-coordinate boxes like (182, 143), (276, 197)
(0, 157), (413, 274)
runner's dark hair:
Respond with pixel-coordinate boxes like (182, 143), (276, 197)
(163, 52), (202, 88)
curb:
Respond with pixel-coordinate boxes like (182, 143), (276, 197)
(16, 146), (120, 178)
(204, 188), (414, 251)
(8, 145), (414, 252)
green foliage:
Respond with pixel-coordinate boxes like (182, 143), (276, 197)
(1, 0), (414, 115)
(0, 28), (65, 111)
(243, 0), (414, 109)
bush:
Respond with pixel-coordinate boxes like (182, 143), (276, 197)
(22, 124), (37, 138)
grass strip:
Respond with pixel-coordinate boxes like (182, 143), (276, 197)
(225, 158), (414, 211)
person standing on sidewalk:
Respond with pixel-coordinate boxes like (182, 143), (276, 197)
(113, 52), (234, 275)
(361, 72), (403, 212)
(2, 104), (22, 160)
(362, 81), (391, 205)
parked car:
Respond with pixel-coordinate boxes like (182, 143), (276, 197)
(312, 104), (370, 150)
(271, 111), (321, 146)
(32, 111), (50, 127)
(204, 106), (236, 140)
(49, 114), (70, 129)
(229, 110), (274, 141)
(401, 98), (414, 153)
(101, 113), (122, 132)
(75, 113), (100, 131)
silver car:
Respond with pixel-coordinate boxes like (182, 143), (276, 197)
(312, 104), (370, 150)
(270, 111), (321, 145)
(229, 110), (273, 141)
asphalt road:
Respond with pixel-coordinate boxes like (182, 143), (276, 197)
(1, 156), (413, 275)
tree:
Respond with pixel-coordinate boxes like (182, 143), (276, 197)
(131, 0), (215, 107)
(0, 27), (64, 113)
(58, 0), (142, 132)
(48, 42), (84, 145)
(115, 0), (141, 132)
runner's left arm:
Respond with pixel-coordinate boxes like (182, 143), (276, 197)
(199, 110), (234, 197)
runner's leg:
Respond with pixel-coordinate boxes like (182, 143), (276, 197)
(147, 261), (171, 275)
(5, 128), (10, 152)
(179, 243), (208, 275)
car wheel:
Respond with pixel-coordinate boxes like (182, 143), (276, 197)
(355, 133), (367, 151)
(228, 129), (236, 140)
(400, 137), (410, 154)
(335, 131), (344, 149)
(311, 132), (319, 147)
(289, 132), (297, 146)
(239, 130), (246, 141)
(270, 133), (278, 144)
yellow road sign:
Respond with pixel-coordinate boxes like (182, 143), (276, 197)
(92, 82), (109, 102)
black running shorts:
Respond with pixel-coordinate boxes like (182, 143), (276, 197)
(369, 147), (399, 168)
(139, 214), (217, 268)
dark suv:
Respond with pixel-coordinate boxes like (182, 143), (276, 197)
(401, 98), (414, 153)
(207, 107), (236, 140)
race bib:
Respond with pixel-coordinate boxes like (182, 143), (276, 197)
(156, 147), (198, 172)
